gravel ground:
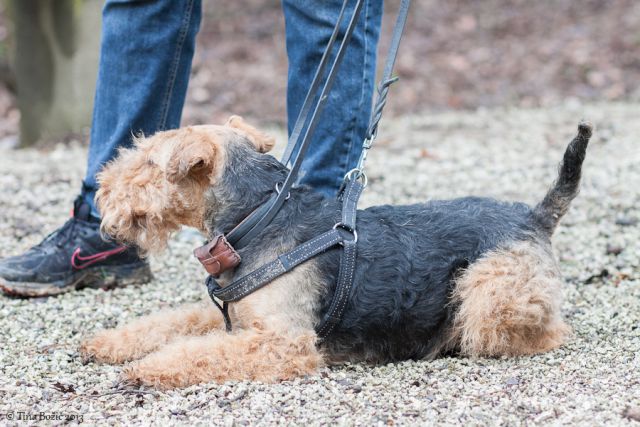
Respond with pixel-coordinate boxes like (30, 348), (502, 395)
(0, 102), (638, 426)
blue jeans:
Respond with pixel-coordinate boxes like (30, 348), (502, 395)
(83, 0), (382, 217)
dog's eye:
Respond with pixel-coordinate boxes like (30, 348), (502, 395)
(192, 160), (206, 170)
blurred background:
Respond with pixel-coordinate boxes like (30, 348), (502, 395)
(0, 0), (639, 147)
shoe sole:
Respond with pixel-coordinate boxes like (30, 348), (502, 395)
(0, 263), (153, 298)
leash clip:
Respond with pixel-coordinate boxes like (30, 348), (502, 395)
(344, 168), (368, 187)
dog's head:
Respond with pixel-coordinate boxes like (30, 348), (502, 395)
(96, 116), (275, 254)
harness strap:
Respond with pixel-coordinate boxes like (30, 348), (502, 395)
(227, 0), (410, 249)
(316, 238), (357, 339)
(205, 178), (363, 336)
(315, 178), (362, 339)
(339, 176), (363, 230)
(207, 229), (344, 302)
(225, 193), (277, 247)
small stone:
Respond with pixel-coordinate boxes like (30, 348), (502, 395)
(623, 406), (640, 422)
(606, 244), (624, 256)
(615, 217), (638, 227)
(505, 377), (520, 386)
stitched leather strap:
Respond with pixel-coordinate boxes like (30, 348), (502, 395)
(280, 0), (350, 166)
(339, 178), (363, 230)
(205, 178), (362, 337)
(207, 229), (344, 303)
(225, 194), (277, 248)
(221, 0), (351, 248)
(314, 178), (362, 339)
(316, 238), (357, 339)
(225, 0), (410, 250)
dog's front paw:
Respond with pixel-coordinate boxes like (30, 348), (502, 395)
(80, 330), (142, 364)
(121, 360), (184, 390)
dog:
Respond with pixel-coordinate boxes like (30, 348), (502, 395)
(80, 116), (592, 389)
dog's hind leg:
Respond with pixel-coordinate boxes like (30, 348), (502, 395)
(449, 241), (571, 357)
(121, 323), (322, 389)
(80, 302), (224, 364)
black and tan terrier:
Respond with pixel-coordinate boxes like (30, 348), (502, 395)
(80, 116), (592, 389)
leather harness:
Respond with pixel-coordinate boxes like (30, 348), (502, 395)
(194, 0), (410, 340)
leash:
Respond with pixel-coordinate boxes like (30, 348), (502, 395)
(196, 0), (411, 339)
(356, 0), (410, 180)
(225, 0), (362, 250)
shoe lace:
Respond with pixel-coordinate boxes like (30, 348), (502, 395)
(33, 218), (81, 251)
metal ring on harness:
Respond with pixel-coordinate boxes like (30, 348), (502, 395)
(333, 222), (358, 244)
(344, 168), (368, 187)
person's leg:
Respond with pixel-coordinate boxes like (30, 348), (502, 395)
(84, 0), (202, 217)
(0, 0), (202, 297)
(282, 0), (383, 197)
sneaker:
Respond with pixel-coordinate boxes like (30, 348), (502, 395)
(0, 196), (152, 297)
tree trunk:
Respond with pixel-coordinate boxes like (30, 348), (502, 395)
(9, 0), (102, 146)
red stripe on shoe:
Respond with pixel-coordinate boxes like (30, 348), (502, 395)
(71, 246), (128, 270)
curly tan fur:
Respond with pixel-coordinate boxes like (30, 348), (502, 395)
(95, 130), (219, 253)
(80, 303), (223, 364)
(81, 264), (323, 388)
(95, 120), (266, 254)
(226, 115), (275, 153)
(122, 322), (321, 389)
(449, 241), (571, 357)
(83, 119), (331, 389)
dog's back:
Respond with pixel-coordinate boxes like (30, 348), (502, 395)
(320, 122), (593, 363)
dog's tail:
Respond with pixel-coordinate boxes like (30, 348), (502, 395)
(533, 121), (593, 235)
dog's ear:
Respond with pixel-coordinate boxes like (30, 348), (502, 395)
(225, 115), (275, 153)
(166, 137), (217, 184)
